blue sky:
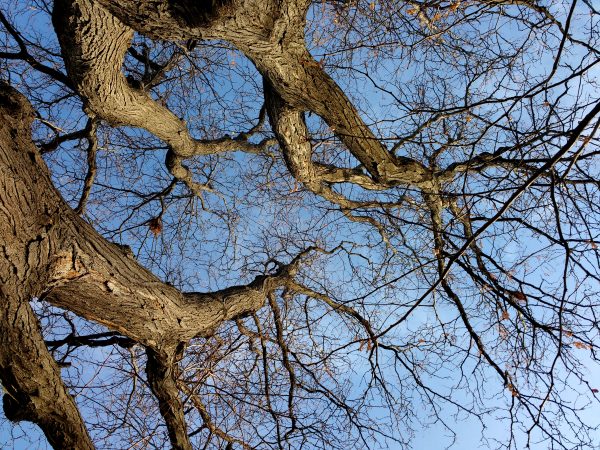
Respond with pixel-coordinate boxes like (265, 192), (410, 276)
(2, 0), (600, 448)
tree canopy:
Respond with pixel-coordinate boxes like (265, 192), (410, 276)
(1, 0), (600, 448)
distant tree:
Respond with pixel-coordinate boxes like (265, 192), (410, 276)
(1, 0), (599, 448)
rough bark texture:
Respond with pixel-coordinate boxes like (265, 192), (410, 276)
(0, 78), (296, 350)
(53, 0), (272, 195)
(0, 82), (299, 448)
(1, 2), (439, 447)
(61, 0), (433, 187)
(53, 0), (271, 159)
(146, 347), (192, 450)
(0, 84), (94, 450)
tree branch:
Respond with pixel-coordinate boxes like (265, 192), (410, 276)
(146, 347), (192, 450)
(53, 0), (272, 169)
(0, 83), (93, 450)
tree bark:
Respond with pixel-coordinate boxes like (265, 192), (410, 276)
(146, 348), (192, 450)
(0, 83), (95, 450)
(70, 0), (433, 186)
(0, 81), (301, 447)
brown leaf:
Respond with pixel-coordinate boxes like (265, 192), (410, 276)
(573, 341), (592, 350)
(511, 291), (527, 303)
(148, 217), (163, 236)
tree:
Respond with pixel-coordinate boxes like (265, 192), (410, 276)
(1, 0), (599, 448)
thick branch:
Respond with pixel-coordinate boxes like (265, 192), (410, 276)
(1, 83), (300, 354)
(0, 292), (94, 450)
(0, 83), (93, 450)
(52, 0), (271, 165)
(256, 48), (425, 184)
(146, 348), (192, 450)
(264, 80), (406, 214)
(79, 0), (433, 185)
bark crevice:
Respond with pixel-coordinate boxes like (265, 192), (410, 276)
(0, 83), (94, 450)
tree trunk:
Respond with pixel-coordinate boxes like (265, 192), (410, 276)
(0, 83), (95, 450)
(0, 81), (300, 448)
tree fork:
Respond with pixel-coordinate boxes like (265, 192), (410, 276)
(0, 83), (95, 450)
(0, 81), (302, 447)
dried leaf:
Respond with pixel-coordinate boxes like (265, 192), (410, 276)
(573, 341), (592, 350)
(511, 291), (527, 303)
(148, 217), (163, 236)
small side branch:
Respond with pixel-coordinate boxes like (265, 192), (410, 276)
(74, 119), (98, 215)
